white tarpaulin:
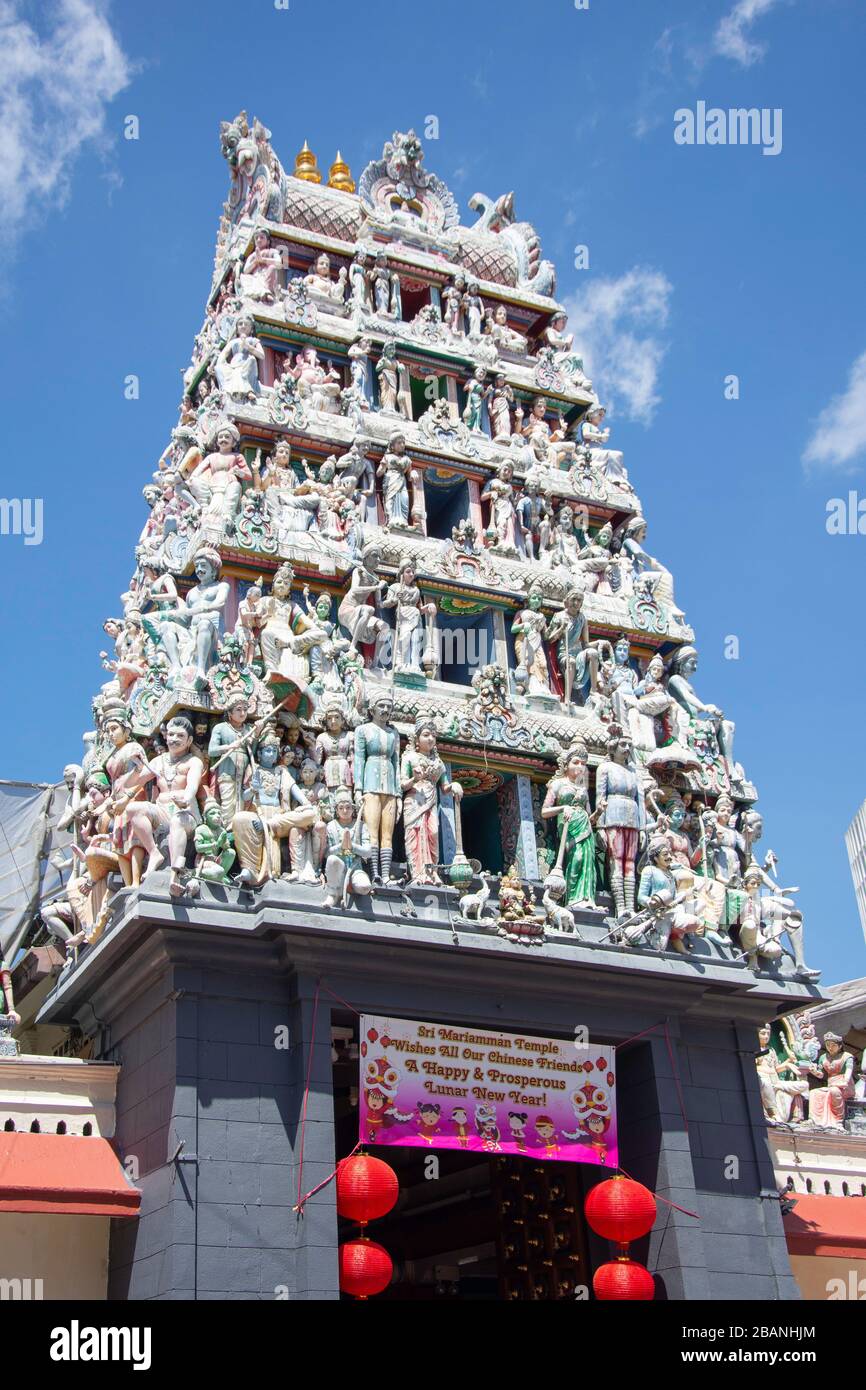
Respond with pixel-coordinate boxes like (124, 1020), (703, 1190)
(0, 781), (68, 963)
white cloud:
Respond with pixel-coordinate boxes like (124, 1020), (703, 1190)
(802, 351), (866, 474)
(0, 0), (132, 245)
(714, 0), (783, 67)
(563, 268), (673, 426)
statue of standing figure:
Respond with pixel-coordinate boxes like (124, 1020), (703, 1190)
(353, 691), (401, 883)
(183, 548), (229, 687)
(381, 563), (437, 676)
(511, 585), (552, 697)
(541, 742), (597, 908)
(544, 587), (603, 708)
(400, 718), (461, 885)
(375, 341), (403, 414)
(337, 542), (390, 665)
(595, 727), (647, 919)
(481, 461), (520, 556)
(377, 432), (414, 528)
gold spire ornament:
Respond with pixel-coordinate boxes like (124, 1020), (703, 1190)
(327, 151), (355, 193)
(294, 140), (322, 184)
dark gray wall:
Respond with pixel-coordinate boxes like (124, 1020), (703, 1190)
(36, 895), (815, 1301)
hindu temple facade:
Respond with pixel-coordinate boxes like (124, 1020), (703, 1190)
(17, 118), (827, 1300)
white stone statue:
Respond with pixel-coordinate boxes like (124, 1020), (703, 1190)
(213, 315), (264, 401)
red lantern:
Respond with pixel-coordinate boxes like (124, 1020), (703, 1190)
(339, 1238), (393, 1299)
(593, 1257), (655, 1300)
(585, 1175), (656, 1247)
(336, 1154), (399, 1226)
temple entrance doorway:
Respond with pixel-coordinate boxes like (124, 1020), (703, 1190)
(331, 1022), (594, 1300)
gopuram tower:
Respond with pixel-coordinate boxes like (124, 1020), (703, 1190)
(31, 118), (820, 1301)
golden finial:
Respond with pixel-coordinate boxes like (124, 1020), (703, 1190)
(327, 150), (355, 193)
(294, 139), (322, 184)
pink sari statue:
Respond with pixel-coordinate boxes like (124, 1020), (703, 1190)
(400, 721), (462, 885)
(808, 1034), (854, 1129)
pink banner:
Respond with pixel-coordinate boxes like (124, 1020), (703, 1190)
(359, 1015), (617, 1166)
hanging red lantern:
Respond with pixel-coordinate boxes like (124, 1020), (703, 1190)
(593, 1257), (655, 1301)
(585, 1175), (656, 1247)
(336, 1154), (399, 1225)
(339, 1238), (393, 1299)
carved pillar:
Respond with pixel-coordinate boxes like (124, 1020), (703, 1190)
(440, 763), (457, 865)
(516, 775), (540, 880)
(467, 478), (483, 532)
(445, 375), (460, 423)
(397, 363), (413, 421)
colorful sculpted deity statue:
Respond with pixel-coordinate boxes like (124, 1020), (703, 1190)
(541, 742), (597, 908)
(575, 405), (629, 489)
(183, 549), (229, 687)
(400, 718), (461, 885)
(303, 252), (347, 304)
(289, 347), (342, 415)
(191, 799), (236, 886)
(348, 248), (372, 320)
(462, 367), (487, 432)
(315, 700), (353, 793)
(375, 341), (403, 415)
(539, 312), (591, 389)
(755, 1023), (811, 1125)
(381, 563), (437, 676)
(443, 271), (467, 335)
(516, 473), (550, 560)
(377, 432), (414, 528)
(488, 303), (527, 355)
(595, 727), (647, 919)
(481, 460), (520, 557)
(464, 280), (485, 339)
(207, 693), (257, 820)
(353, 691), (401, 883)
(214, 315), (264, 402)
(253, 441), (320, 540)
(239, 229), (286, 302)
(369, 250), (400, 319)
(616, 516), (682, 620)
(544, 587), (603, 708)
(187, 423), (252, 538)
(111, 715), (205, 898)
(323, 787), (373, 908)
(738, 861), (821, 982)
(235, 581), (266, 668)
(511, 584), (552, 697)
(232, 732), (318, 886)
(337, 542), (390, 664)
(260, 561), (329, 680)
(667, 646), (737, 784)
(631, 835), (698, 954)
(808, 1034), (855, 1129)
(487, 372), (514, 441)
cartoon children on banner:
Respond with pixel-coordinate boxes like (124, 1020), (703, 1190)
(361, 1026), (413, 1143)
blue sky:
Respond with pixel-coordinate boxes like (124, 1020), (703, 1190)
(0, 0), (863, 981)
